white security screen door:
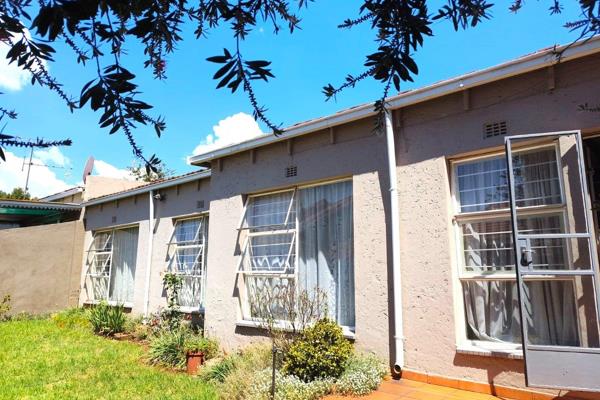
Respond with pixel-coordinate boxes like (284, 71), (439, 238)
(505, 131), (600, 391)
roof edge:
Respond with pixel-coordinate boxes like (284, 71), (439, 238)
(189, 36), (600, 166)
(83, 170), (211, 206)
(0, 199), (82, 211)
(40, 186), (84, 202)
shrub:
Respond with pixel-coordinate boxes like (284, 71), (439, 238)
(247, 369), (334, 400)
(123, 315), (143, 333)
(335, 353), (387, 396)
(184, 335), (219, 360)
(52, 307), (90, 329)
(89, 302), (126, 336)
(283, 318), (353, 382)
(0, 295), (11, 321)
(148, 328), (188, 369)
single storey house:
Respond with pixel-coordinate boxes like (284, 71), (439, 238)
(77, 37), (600, 397)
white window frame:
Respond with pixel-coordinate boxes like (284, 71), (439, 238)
(236, 178), (355, 335)
(85, 225), (137, 308)
(450, 142), (581, 355)
(167, 214), (209, 313)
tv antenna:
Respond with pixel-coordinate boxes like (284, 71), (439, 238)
(21, 148), (74, 192)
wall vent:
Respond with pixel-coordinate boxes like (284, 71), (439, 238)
(197, 200), (205, 209)
(285, 165), (298, 178)
(483, 121), (508, 138)
(111, 216), (117, 223)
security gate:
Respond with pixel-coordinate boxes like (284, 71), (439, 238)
(505, 131), (600, 391)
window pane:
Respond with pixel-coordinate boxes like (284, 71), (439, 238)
(91, 253), (111, 275)
(246, 191), (295, 231)
(457, 148), (561, 213)
(175, 218), (203, 244)
(93, 232), (112, 251)
(175, 247), (203, 275)
(178, 275), (203, 309)
(463, 280), (521, 343)
(512, 149), (562, 208)
(89, 276), (109, 301)
(244, 233), (295, 273)
(246, 275), (294, 321)
(461, 214), (565, 273)
(298, 180), (355, 328)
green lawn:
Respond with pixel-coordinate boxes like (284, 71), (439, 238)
(0, 319), (217, 400)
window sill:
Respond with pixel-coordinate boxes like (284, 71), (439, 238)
(84, 300), (133, 309)
(456, 342), (523, 360)
(179, 306), (205, 314)
(235, 320), (356, 340)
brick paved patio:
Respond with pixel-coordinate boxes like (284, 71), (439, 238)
(325, 378), (549, 400)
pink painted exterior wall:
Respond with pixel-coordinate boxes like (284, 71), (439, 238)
(76, 51), (600, 395)
(203, 119), (392, 356)
(393, 53), (600, 391)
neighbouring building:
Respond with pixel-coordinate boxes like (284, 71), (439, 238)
(0, 171), (144, 314)
(74, 37), (600, 398)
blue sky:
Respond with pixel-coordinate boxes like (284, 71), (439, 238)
(0, 1), (585, 197)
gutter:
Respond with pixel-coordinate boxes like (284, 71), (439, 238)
(83, 170), (211, 207)
(143, 190), (155, 318)
(189, 35), (600, 166)
(385, 111), (404, 374)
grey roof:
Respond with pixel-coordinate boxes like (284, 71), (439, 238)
(0, 199), (82, 211)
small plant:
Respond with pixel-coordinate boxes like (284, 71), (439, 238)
(200, 356), (238, 383)
(283, 318), (353, 382)
(149, 327), (219, 370)
(52, 308), (90, 330)
(162, 272), (184, 331)
(184, 335), (219, 359)
(148, 328), (188, 369)
(0, 295), (11, 321)
(335, 353), (387, 395)
(89, 302), (126, 336)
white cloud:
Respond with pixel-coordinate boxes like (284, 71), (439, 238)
(0, 30), (46, 91)
(0, 150), (72, 198)
(34, 147), (70, 167)
(93, 159), (135, 180)
(191, 112), (266, 157)
(0, 43), (31, 91)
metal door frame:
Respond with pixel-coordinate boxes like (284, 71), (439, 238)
(505, 130), (600, 391)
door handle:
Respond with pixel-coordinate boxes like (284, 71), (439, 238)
(520, 248), (535, 267)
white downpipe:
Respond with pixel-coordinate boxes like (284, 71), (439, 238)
(385, 110), (404, 374)
(143, 190), (155, 318)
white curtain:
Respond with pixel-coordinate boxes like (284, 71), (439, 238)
(298, 181), (354, 328)
(463, 280), (521, 342)
(109, 227), (139, 303)
(463, 280), (579, 346)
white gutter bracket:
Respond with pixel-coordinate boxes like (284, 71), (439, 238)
(385, 110), (405, 374)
